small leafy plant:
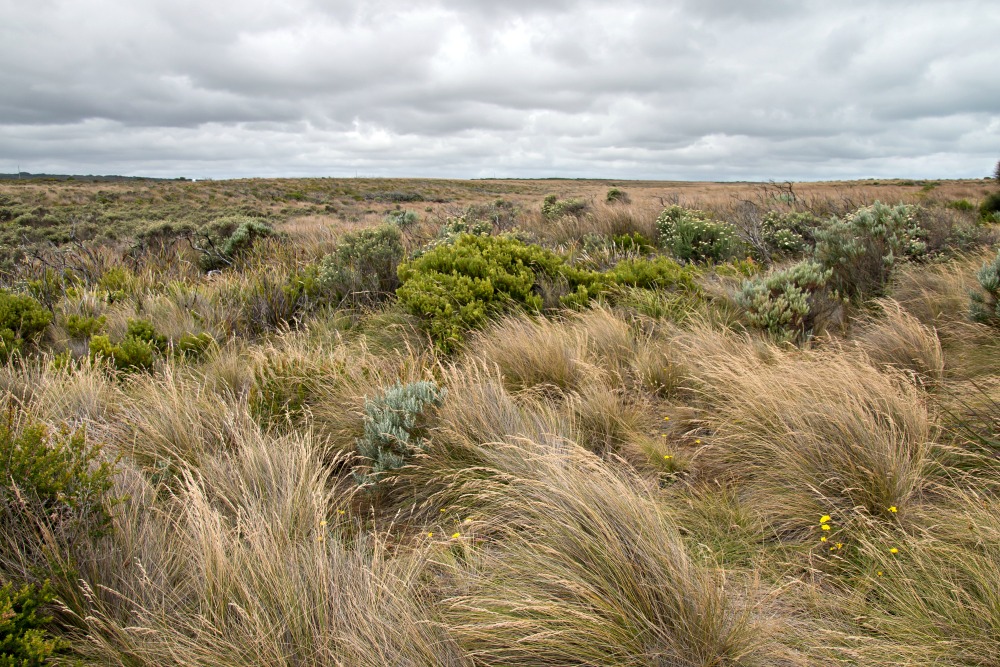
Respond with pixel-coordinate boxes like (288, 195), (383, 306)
(0, 580), (63, 666)
(655, 206), (740, 264)
(317, 224), (404, 307)
(736, 260), (834, 343)
(969, 248), (1000, 326)
(0, 291), (52, 362)
(354, 381), (445, 487)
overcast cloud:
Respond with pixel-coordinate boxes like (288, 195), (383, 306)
(1, 0), (997, 180)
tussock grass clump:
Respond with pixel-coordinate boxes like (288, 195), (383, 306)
(687, 338), (933, 526)
(855, 298), (944, 384)
(445, 444), (774, 666)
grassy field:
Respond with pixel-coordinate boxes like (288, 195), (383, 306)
(2, 175), (1000, 666)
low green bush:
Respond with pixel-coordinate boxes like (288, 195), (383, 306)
(736, 260), (834, 343)
(63, 314), (105, 340)
(317, 224), (404, 307)
(759, 211), (821, 260)
(541, 194), (588, 220)
(813, 201), (923, 299)
(970, 248), (1000, 326)
(195, 216), (278, 271)
(655, 206), (740, 264)
(980, 192), (1000, 220)
(89, 319), (167, 372)
(605, 187), (630, 204)
(1, 414), (119, 566)
(396, 234), (604, 352)
(605, 256), (699, 291)
(355, 381), (445, 487)
(0, 291), (52, 362)
(0, 580), (63, 666)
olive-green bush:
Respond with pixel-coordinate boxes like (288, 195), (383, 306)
(0, 580), (63, 666)
(655, 206), (740, 264)
(89, 319), (167, 371)
(195, 216), (278, 271)
(316, 224), (404, 307)
(542, 194), (588, 220)
(0, 291), (52, 362)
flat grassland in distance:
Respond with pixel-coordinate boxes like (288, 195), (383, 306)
(2, 175), (1000, 666)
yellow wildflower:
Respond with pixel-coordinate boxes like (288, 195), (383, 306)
(452, 532), (461, 539)
(694, 439), (702, 444)
(888, 506), (898, 513)
(819, 515), (831, 524)
(889, 547), (899, 554)
(663, 416), (670, 421)
(319, 520), (327, 526)
(820, 536), (827, 542)
(428, 532), (433, 538)
(821, 524), (831, 531)
(663, 454), (673, 460)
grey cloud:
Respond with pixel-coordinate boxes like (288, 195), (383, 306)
(0, 0), (997, 180)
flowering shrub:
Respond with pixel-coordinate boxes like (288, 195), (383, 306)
(655, 206), (740, 264)
(813, 202), (924, 299)
(541, 194), (588, 220)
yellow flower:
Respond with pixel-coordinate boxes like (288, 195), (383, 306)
(821, 524), (831, 531)
(451, 532), (461, 539)
(835, 543), (843, 550)
(819, 515), (831, 524)
(319, 520), (327, 526)
(663, 454), (673, 460)
(820, 536), (827, 542)
(663, 416), (670, 421)
(337, 509), (345, 515)
(877, 571), (883, 577)
(889, 547), (899, 554)
(427, 532), (434, 538)
(888, 506), (898, 513)
(694, 439), (702, 444)
(440, 508), (446, 513)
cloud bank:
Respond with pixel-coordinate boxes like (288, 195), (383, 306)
(1, 0), (997, 179)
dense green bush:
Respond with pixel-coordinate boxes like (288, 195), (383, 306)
(970, 248), (1000, 326)
(63, 314), (105, 341)
(541, 194), (588, 220)
(736, 260), (834, 343)
(605, 256), (699, 291)
(195, 216), (278, 271)
(0, 580), (62, 666)
(759, 211), (821, 260)
(89, 319), (167, 371)
(813, 201), (923, 299)
(316, 224), (404, 307)
(605, 187), (630, 204)
(980, 192), (1000, 221)
(355, 381), (445, 487)
(396, 234), (604, 352)
(655, 206), (740, 264)
(0, 291), (52, 362)
(1, 414), (119, 561)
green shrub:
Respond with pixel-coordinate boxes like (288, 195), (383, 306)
(541, 194), (588, 220)
(464, 199), (519, 231)
(758, 211), (821, 260)
(63, 314), (105, 340)
(396, 234), (604, 352)
(195, 216), (278, 271)
(354, 381), (445, 487)
(89, 319), (167, 372)
(605, 187), (630, 204)
(1, 414), (119, 560)
(385, 209), (419, 231)
(316, 224), (404, 307)
(655, 206), (740, 264)
(175, 331), (215, 358)
(980, 192), (1000, 221)
(813, 201), (923, 299)
(605, 256), (699, 291)
(0, 580), (63, 666)
(736, 260), (833, 343)
(0, 291), (52, 362)
(947, 199), (975, 212)
(970, 248), (1000, 326)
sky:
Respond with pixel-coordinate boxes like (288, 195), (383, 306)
(1, 0), (998, 181)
